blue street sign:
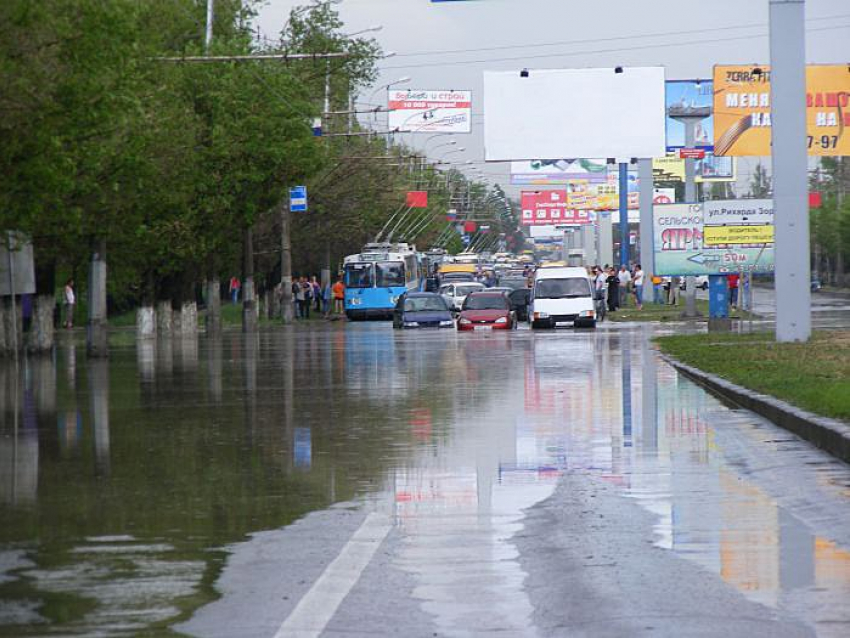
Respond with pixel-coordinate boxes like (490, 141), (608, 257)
(290, 186), (308, 212)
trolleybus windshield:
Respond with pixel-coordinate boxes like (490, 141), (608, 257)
(345, 263), (374, 288)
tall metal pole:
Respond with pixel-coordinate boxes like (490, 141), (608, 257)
(770, 0), (811, 342)
(204, 0), (214, 52)
(638, 159), (655, 294)
(618, 162), (629, 266)
(683, 122), (698, 316)
(280, 202), (294, 324)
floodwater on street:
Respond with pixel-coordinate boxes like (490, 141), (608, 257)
(1, 322), (850, 637)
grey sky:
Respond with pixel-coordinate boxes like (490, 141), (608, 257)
(256, 0), (849, 194)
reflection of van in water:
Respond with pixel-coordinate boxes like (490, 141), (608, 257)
(530, 266), (595, 329)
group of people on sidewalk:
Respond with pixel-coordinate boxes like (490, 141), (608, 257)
(591, 264), (645, 312)
(289, 276), (345, 319)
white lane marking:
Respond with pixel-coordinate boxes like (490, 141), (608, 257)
(273, 512), (392, 638)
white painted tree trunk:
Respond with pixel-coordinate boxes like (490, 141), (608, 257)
(26, 294), (55, 354)
(136, 306), (156, 339)
(156, 301), (172, 336)
(179, 301), (197, 336)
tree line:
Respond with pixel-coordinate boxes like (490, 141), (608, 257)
(0, 0), (494, 354)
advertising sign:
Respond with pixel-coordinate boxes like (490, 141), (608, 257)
(654, 202), (775, 276)
(388, 89), (472, 134)
(521, 190), (593, 226)
(713, 64), (850, 156)
(0, 232), (35, 296)
(484, 67), (666, 161)
(666, 80), (713, 151)
(652, 154), (736, 182)
(510, 158), (609, 185)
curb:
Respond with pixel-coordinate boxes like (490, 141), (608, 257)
(659, 353), (850, 464)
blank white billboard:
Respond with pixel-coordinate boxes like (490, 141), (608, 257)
(484, 67), (666, 161)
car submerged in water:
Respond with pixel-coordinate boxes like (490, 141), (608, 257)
(392, 293), (454, 329)
(457, 291), (516, 331)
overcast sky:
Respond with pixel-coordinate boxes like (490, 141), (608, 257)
(256, 0), (850, 195)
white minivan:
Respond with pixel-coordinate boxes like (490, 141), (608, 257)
(529, 266), (596, 329)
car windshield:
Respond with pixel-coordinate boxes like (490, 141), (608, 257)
(535, 277), (591, 299)
(455, 284), (483, 297)
(376, 261), (405, 287)
(499, 278), (527, 290)
(344, 263), (373, 289)
(404, 297), (447, 312)
(464, 294), (508, 311)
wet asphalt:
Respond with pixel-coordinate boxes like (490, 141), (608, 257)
(1, 318), (850, 637)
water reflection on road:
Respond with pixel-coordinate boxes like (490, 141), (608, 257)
(0, 323), (849, 636)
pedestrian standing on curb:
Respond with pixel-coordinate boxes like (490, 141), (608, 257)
(293, 277), (305, 318)
(311, 276), (321, 312)
(669, 277), (680, 306)
(633, 264), (644, 310)
(229, 276), (241, 304)
(63, 279), (75, 328)
(321, 279), (332, 317)
(606, 267), (619, 313)
(301, 277), (312, 319)
(617, 265), (632, 308)
(332, 278), (345, 315)
(727, 272), (740, 309)
(652, 275), (663, 304)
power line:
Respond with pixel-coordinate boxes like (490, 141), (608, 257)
(390, 13), (850, 59)
(379, 23), (850, 71)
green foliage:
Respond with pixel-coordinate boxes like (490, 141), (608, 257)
(656, 331), (850, 421)
(1, 0), (503, 311)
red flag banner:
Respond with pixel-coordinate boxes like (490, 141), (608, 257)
(406, 191), (428, 208)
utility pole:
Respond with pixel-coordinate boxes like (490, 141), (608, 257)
(618, 162), (630, 267)
(280, 199), (294, 323)
(770, 0), (811, 342)
(683, 121), (699, 317)
(205, 0), (214, 52)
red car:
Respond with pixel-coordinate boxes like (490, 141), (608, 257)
(457, 292), (516, 331)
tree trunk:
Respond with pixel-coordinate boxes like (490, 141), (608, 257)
(137, 269), (156, 340)
(242, 226), (257, 332)
(85, 242), (108, 358)
(179, 300), (198, 336)
(0, 297), (23, 357)
(27, 258), (56, 354)
(205, 277), (221, 335)
(156, 300), (173, 336)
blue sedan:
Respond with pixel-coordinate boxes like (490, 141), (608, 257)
(392, 293), (454, 329)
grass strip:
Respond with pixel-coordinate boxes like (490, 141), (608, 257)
(607, 299), (753, 322)
(655, 331), (850, 422)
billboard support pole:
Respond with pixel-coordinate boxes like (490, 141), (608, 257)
(618, 162), (629, 267)
(770, 0), (811, 343)
(638, 159), (655, 300)
(683, 122), (699, 317)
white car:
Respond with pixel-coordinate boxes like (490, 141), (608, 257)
(529, 266), (596, 329)
(439, 282), (486, 312)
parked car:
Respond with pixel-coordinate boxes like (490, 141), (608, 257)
(440, 282), (486, 312)
(392, 293), (454, 329)
(457, 291), (516, 331)
(679, 276), (709, 291)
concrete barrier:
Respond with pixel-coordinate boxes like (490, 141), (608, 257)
(661, 354), (850, 464)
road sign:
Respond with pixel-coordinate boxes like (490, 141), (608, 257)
(703, 199), (774, 225)
(290, 186), (307, 212)
(653, 202), (775, 276)
(703, 225), (774, 246)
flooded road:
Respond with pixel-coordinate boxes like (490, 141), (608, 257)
(1, 323), (849, 637)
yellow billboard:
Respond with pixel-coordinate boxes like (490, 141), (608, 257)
(703, 225), (774, 246)
(714, 64), (850, 157)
